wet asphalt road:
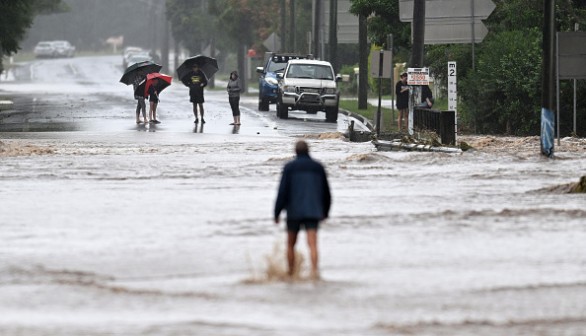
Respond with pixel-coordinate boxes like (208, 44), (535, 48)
(0, 55), (367, 137)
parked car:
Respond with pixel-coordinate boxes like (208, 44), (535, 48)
(276, 59), (341, 123)
(255, 53), (313, 111)
(125, 53), (153, 68)
(33, 41), (75, 58)
(122, 46), (143, 68)
(51, 41), (75, 57)
(33, 41), (56, 58)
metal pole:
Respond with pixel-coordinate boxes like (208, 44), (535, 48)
(376, 50), (383, 136)
(281, 0), (287, 52)
(290, 0), (296, 52)
(541, 0), (555, 157)
(574, 78), (577, 135)
(471, 0), (475, 71)
(388, 34), (394, 130)
(313, 0), (321, 59)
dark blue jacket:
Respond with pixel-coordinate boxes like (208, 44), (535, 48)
(274, 154), (331, 221)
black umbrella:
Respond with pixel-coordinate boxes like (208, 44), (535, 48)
(176, 55), (218, 86)
(120, 61), (162, 85)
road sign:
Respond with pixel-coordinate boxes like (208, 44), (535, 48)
(400, 0), (496, 21)
(370, 51), (393, 78)
(558, 32), (586, 80)
(263, 32), (281, 52)
(407, 68), (429, 85)
(424, 18), (489, 44)
(399, 0), (495, 44)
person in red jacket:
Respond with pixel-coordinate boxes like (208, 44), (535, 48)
(274, 140), (331, 280)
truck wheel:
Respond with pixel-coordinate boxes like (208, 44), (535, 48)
(277, 100), (288, 119)
(259, 97), (270, 111)
(325, 106), (338, 123)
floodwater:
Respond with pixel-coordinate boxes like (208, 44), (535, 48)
(1, 56), (586, 336)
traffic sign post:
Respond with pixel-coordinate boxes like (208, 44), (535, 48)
(370, 50), (393, 136)
(407, 67), (430, 135)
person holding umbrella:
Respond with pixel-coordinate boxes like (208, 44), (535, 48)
(133, 75), (148, 124)
(148, 78), (161, 124)
(227, 70), (241, 125)
(189, 64), (208, 124)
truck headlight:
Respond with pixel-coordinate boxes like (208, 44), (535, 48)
(323, 88), (337, 94)
(265, 77), (278, 85)
(283, 85), (297, 93)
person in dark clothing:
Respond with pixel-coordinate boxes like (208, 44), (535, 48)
(132, 75), (148, 124)
(189, 65), (207, 124)
(274, 140), (331, 279)
(148, 79), (160, 123)
(419, 85), (434, 108)
(227, 70), (241, 125)
(395, 72), (409, 132)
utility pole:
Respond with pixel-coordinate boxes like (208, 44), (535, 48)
(358, 13), (368, 109)
(328, 0), (338, 71)
(289, 0), (296, 52)
(409, 0), (425, 135)
(541, 0), (555, 157)
(410, 0), (425, 68)
(313, 0), (321, 59)
(161, 1), (169, 72)
(281, 0), (287, 52)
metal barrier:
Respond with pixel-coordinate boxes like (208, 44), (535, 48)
(413, 108), (456, 145)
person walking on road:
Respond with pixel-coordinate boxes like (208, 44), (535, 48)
(189, 64), (207, 124)
(227, 70), (241, 125)
(395, 72), (409, 132)
(274, 140), (331, 280)
(148, 79), (161, 123)
(133, 76), (148, 124)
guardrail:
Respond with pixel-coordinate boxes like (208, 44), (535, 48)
(413, 108), (456, 145)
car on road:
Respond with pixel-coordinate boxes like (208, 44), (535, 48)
(125, 53), (153, 68)
(276, 59), (341, 123)
(33, 40), (75, 58)
(122, 46), (144, 68)
(51, 41), (76, 58)
(256, 53), (312, 111)
(33, 41), (56, 58)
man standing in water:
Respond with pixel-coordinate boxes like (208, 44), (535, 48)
(274, 140), (331, 279)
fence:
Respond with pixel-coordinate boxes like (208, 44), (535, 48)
(413, 108), (456, 145)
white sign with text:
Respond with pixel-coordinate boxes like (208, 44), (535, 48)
(407, 67), (430, 85)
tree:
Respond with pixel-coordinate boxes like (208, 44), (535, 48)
(0, 0), (66, 72)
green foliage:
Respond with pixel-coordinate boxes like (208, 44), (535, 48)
(460, 29), (542, 135)
(349, 0), (410, 57)
(0, 0), (65, 72)
(167, 0), (218, 54)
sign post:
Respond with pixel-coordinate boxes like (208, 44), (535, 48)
(407, 67), (430, 135)
(370, 50), (393, 136)
(448, 61), (457, 141)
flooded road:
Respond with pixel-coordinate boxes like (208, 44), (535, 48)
(1, 56), (586, 336)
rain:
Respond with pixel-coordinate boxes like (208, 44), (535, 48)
(1, 1), (586, 335)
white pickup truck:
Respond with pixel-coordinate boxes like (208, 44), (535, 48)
(276, 59), (341, 123)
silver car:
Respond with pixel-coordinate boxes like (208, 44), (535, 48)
(33, 41), (56, 58)
(51, 41), (76, 58)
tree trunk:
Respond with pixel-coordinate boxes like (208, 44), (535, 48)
(358, 14), (368, 110)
